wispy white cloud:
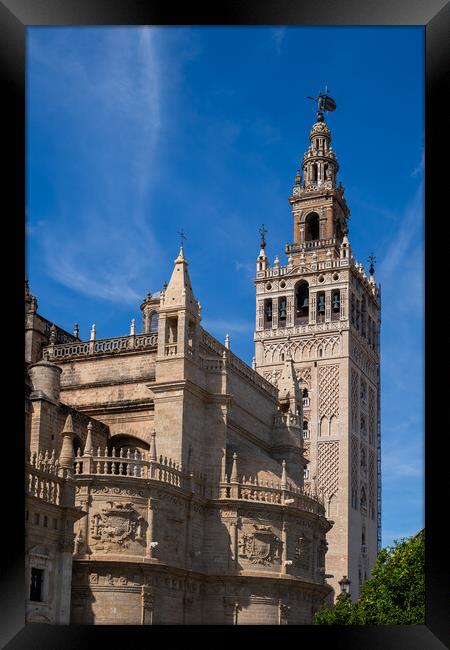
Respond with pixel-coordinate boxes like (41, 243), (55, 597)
(29, 28), (166, 304)
(377, 180), (423, 281)
(411, 149), (424, 177)
(234, 260), (255, 279)
(272, 28), (286, 54)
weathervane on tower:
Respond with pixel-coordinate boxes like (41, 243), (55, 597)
(259, 224), (267, 250)
(306, 86), (337, 122)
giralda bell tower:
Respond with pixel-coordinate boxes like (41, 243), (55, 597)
(253, 91), (381, 600)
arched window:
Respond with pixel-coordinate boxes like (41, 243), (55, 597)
(360, 414), (367, 437)
(305, 213), (320, 241)
(295, 281), (309, 323)
(350, 294), (355, 325)
(360, 486), (367, 514)
(360, 447), (367, 478)
(149, 311), (159, 333)
(331, 290), (340, 321)
(317, 291), (325, 322)
(302, 420), (309, 439)
(278, 297), (287, 323)
(264, 299), (273, 328)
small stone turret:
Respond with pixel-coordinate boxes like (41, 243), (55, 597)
(59, 414), (75, 474)
(141, 291), (161, 334)
(29, 359), (62, 403)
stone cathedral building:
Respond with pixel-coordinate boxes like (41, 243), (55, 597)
(25, 103), (381, 625)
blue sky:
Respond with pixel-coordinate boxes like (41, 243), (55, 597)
(26, 26), (424, 548)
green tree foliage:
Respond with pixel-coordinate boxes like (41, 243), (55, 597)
(314, 530), (425, 625)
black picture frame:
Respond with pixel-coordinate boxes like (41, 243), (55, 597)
(3, 0), (448, 647)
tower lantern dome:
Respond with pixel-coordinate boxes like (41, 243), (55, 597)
(301, 118), (339, 191)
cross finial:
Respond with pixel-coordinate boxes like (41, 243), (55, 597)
(368, 253), (376, 276)
(178, 227), (187, 248)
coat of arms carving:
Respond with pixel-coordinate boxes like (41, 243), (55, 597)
(238, 525), (281, 565)
(90, 501), (145, 551)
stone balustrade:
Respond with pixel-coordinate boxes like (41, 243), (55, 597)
(201, 329), (278, 398)
(27, 452), (65, 506)
(42, 333), (158, 361)
(219, 476), (325, 517)
(73, 448), (208, 496)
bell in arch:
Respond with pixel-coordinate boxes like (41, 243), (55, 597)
(332, 293), (340, 311)
(317, 295), (325, 313)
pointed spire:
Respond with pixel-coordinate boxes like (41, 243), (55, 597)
(162, 244), (198, 315)
(83, 421), (93, 456)
(230, 452), (238, 482)
(59, 413), (75, 472)
(149, 430), (157, 462)
(73, 323), (79, 338)
(225, 334), (230, 350)
(49, 324), (57, 345)
(176, 245), (186, 263)
(130, 318), (136, 336)
(90, 324), (96, 341)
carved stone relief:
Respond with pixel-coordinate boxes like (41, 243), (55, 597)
(90, 501), (145, 552)
(238, 525), (281, 565)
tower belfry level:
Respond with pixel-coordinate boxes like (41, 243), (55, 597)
(254, 106), (381, 599)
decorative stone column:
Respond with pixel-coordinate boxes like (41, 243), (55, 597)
(286, 296), (294, 328)
(325, 291), (331, 323)
(309, 293), (317, 325)
(272, 297), (279, 330)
